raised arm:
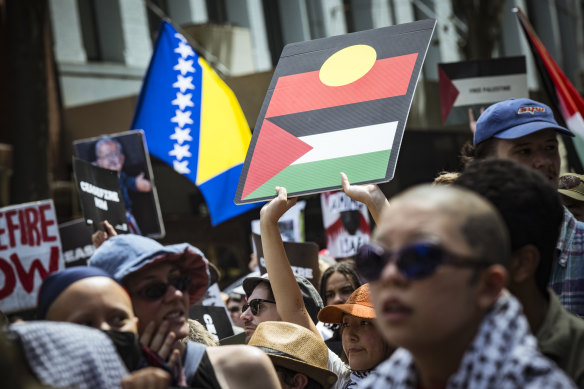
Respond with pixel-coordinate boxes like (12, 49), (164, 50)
(259, 187), (319, 336)
(340, 172), (389, 225)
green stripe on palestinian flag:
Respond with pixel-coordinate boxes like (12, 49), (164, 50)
(246, 149), (392, 199)
(243, 121), (397, 201)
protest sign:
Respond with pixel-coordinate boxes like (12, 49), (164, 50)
(250, 200), (306, 247)
(321, 191), (370, 258)
(438, 56), (528, 124)
(59, 218), (95, 267)
(73, 130), (165, 238)
(252, 233), (320, 288)
(235, 19), (436, 204)
(0, 200), (63, 313)
(73, 157), (128, 234)
(189, 305), (235, 341)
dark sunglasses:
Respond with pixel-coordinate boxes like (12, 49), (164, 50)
(356, 242), (490, 283)
(228, 306), (241, 313)
(133, 275), (192, 300)
(241, 298), (276, 315)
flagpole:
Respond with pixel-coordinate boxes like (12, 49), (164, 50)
(144, 0), (230, 77)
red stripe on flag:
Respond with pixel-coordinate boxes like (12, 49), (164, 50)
(265, 53), (418, 118)
(516, 8), (584, 136)
(242, 120), (313, 199)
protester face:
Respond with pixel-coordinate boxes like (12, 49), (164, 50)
(560, 194), (584, 222)
(97, 140), (125, 172)
(46, 276), (138, 333)
(324, 272), (355, 306)
(341, 314), (388, 371)
(370, 198), (485, 355)
(125, 262), (191, 340)
(493, 129), (560, 187)
(227, 295), (245, 327)
(240, 283), (281, 343)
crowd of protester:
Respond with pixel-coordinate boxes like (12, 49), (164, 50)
(2, 97), (584, 388)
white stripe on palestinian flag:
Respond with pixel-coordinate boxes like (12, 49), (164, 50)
(565, 112), (584, 139)
(291, 121), (397, 165)
(452, 74), (528, 107)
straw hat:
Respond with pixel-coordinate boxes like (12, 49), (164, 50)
(317, 283), (375, 324)
(558, 173), (584, 202)
(249, 321), (337, 389)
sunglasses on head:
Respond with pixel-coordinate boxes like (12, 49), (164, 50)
(241, 298), (275, 315)
(356, 242), (490, 283)
(133, 275), (192, 300)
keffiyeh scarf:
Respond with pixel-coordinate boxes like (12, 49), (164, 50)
(359, 293), (575, 389)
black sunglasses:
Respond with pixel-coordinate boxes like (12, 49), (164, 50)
(241, 298), (276, 315)
(228, 306), (241, 313)
(356, 242), (490, 283)
(133, 275), (192, 300)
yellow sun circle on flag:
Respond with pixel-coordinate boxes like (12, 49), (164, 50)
(319, 45), (377, 87)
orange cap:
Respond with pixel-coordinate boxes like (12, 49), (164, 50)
(317, 283), (375, 324)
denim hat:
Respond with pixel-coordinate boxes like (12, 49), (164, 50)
(242, 273), (324, 325)
(88, 234), (214, 304)
(473, 98), (573, 145)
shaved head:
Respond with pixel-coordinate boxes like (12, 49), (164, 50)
(377, 184), (510, 267)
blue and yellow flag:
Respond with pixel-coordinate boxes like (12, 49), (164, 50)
(131, 21), (261, 225)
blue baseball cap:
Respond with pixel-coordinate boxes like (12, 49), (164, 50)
(473, 98), (573, 145)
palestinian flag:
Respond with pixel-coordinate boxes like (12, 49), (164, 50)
(235, 19), (436, 204)
(438, 56), (527, 124)
(515, 7), (584, 139)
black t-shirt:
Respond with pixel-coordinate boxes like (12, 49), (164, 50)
(189, 351), (222, 389)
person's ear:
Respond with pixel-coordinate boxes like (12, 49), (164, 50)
(290, 372), (309, 389)
(476, 264), (508, 310)
(509, 245), (539, 284)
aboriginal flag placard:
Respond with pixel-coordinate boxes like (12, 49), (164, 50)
(235, 19), (436, 204)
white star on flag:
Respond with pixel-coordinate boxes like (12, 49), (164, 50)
(172, 92), (194, 111)
(173, 160), (191, 174)
(174, 41), (194, 59)
(170, 127), (193, 145)
(174, 58), (195, 76)
(171, 109), (194, 128)
(174, 33), (187, 43)
(173, 75), (194, 93)
(169, 143), (192, 161)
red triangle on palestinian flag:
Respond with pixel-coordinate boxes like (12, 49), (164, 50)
(242, 120), (313, 199)
(438, 65), (459, 124)
(235, 19), (436, 204)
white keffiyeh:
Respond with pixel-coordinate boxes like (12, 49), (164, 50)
(359, 293), (576, 389)
(8, 321), (128, 389)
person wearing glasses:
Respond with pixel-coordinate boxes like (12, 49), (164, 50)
(259, 187), (392, 388)
(88, 234), (281, 389)
(94, 137), (152, 235)
(240, 272), (324, 345)
(356, 183), (574, 388)
(456, 159), (584, 386)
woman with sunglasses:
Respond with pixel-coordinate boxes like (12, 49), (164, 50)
(89, 234), (281, 389)
(260, 187), (394, 388)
